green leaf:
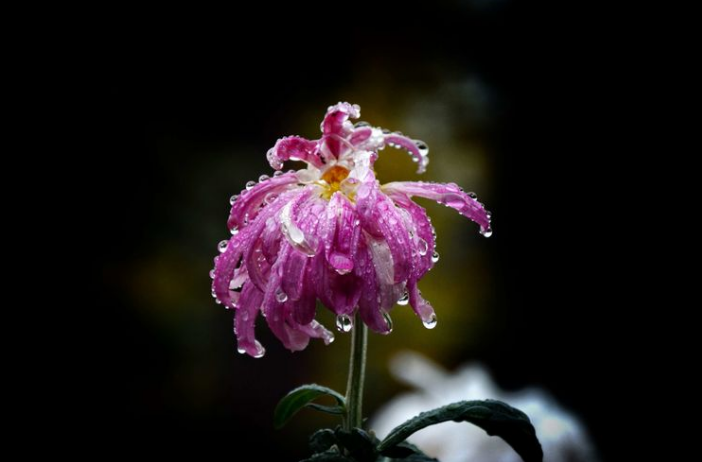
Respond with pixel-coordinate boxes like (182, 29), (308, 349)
(299, 451), (354, 462)
(377, 399), (543, 462)
(274, 384), (346, 429)
(380, 440), (425, 459)
(309, 429), (338, 454)
(334, 427), (377, 462)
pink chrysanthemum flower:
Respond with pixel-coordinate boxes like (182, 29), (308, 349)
(211, 103), (491, 358)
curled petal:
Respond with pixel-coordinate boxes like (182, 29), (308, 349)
(267, 136), (323, 170)
(234, 282), (265, 357)
(384, 134), (429, 174)
(227, 172), (299, 231)
(382, 181), (492, 234)
(321, 102), (360, 159)
(390, 194), (436, 281)
(212, 230), (248, 309)
(297, 320), (335, 345)
(355, 238), (391, 333)
(407, 279), (436, 326)
(280, 187), (318, 257)
(357, 174), (412, 284)
(326, 193), (361, 275)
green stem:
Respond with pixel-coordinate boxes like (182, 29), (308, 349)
(344, 313), (368, 431)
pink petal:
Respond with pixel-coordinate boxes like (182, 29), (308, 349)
(357, 175), (412, 284)
(390, 193), (436, 281)
(267, 136), (323, 170)
(355, 238), (391, 333)
(234, 282), (265, 357)
(407, 279), (436, 327)
(320, 102), (360, 159)
(227, 172), (299, 232)
(384, 134), (429, 174)
(382, 181), (492, 234)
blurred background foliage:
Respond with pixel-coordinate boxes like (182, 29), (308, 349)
(97, 1), (613, 459)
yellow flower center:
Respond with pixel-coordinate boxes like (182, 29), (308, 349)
(319, 165), (351, 200)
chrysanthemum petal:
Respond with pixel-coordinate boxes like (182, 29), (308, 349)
(267, 136), (323, 170)
(227, 172), (299, 232)
(384, 134), (429, 174)
(320, 102), (360, 159)
(234, 282), (265, 357)
(382, 181), (492, 234)
(355, 239), (391, 333)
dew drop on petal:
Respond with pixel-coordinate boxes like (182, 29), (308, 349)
(209, 269), (215, 279)
(218, 240), (228, 253)
(382, 310), (393, 333)
(246, 180), (256, 190)
(422, 313), (438, 329)
(432, 251), (440, 263)
(418, 238), (428, 256)
(415, 140), (429, 156)
(237, 346), (245, 355)
(253, 340), (266, 358)
(354, 121), (371, 128)
(275, 287), (288, 303)
(230, 194), (239, 205)
(397, 290), (409, 306)
(259, 174), (270, 182)
(230, 226), (239, 235)
(468, 192), (478, 199)
(335, 314), (353, 332)
(273, 170), (283, 177)
(214, 298), (222, 305)
(480, 227), (493, 238)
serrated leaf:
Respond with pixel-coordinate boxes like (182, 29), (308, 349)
(377, 399), (542, 462)
(274, 384), (346, 429)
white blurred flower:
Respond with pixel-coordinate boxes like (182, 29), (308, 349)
(371, 352), (599, 462)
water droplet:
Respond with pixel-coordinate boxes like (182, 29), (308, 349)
(397, 290), (409, 306)
(209, 270), (215, 279)
(237, 346), (245, 355)
(218, 240), (228, 253)
(253, 340), (266, 358)
(415, 140), (429, 156)
(214, 298), (222, 305)
(480, 227), (493, 238)
(418, 238), (428, 256)
(468, 192), (478, 199)
(422, 313), (437, 329)
(211, 289), (217, 298)
(273, 170), (283, 177)
(354, 121), (371, 128)
(335, 314), (353, 332)
(381, 128), (390, 134)
(431, 251), (440, 263)
(275, 288), (288, 303)
(486, 210), (492, 220)
(230, 226), (239, 235)
(230, 194), (239, 205)
(382, 310), (393, 333)
(246, 180), (256, 190)
(259, 174), (270, 182)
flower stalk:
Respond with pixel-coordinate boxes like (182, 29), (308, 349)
(344, 313), (368, 431)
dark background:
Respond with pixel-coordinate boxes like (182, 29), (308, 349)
(94, 2), (616, 460)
